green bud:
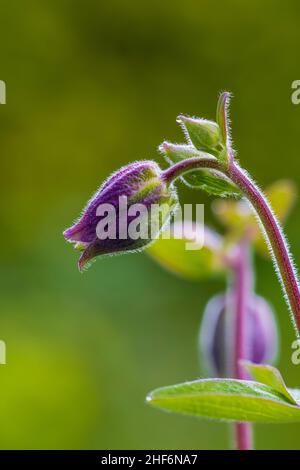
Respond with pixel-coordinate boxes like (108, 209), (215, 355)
(159, 142), (205, 162)
(177, 116), (221, 152)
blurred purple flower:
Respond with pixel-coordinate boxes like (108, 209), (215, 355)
(200, 293), (278, 377)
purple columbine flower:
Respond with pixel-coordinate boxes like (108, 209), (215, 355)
(63, 160), (178, 271)
(199, 293), (279, 377)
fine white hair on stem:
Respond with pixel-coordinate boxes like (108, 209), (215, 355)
(233, 164), (300, 337)
(218, 90), (236, 163)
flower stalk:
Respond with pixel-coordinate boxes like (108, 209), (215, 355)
(162, 156), (221, 183)
(227, 161), (300, 333)
(231, 241), (253, 450)
(163, 156), (300, 336)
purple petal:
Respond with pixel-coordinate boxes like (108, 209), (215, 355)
(64, 161), (160, 244)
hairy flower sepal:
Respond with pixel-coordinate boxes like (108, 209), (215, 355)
(177, 116), (222, 153)
(63, 161), (178, 271)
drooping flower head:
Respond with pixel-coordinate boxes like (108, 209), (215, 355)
(63, 161), (178, 271)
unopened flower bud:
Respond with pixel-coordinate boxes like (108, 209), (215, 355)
(177, 116), (221, 152)
(63, 161), (178, 271)
(159, 142), (201, 162)
(199, 294), (278, 377)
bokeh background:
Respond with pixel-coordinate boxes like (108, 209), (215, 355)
(1, 0), (300, 449)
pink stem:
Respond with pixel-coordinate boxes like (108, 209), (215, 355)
(162, 157), (220, 183)
(163, 158), (300, 335)
(227, 162), (300, 333)
(232, 242), (253, 450)
(235, 423), (253, 451)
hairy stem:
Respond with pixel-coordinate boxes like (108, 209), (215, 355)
(162, 157), (221, 183)
(227, 162), (300, 334)
(231, 242), (253, 450)
(163, 158), (300, 335)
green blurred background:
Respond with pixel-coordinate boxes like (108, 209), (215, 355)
(1, 0), (300, 449)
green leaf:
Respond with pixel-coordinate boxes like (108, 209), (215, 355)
(289, 388), (300, 404)
(147, 222), (225, 281)
(187, 171), (241, 197)
(147, 377), (300, 423)
(241, 361), (298, 405)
